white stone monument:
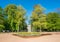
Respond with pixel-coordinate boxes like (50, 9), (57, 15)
(27, 25), (31, 32)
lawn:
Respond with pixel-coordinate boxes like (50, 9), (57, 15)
(13, 32), (52, 38)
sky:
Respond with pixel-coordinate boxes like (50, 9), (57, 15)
(0, 0), (60, 24)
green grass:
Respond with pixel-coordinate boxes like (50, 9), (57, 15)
(16, 32), (41, 36)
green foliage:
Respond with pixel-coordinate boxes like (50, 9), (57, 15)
(0, 4), (60, 32)
(47, 12), (60, 31)
(0, 7), (5, 32)
(31, 4), (47, 32)
(4, 4), (27, 32)
(14, 5), (26, 32)
(31, 5), (60, 32)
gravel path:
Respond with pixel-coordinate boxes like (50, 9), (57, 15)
(0, 32), (60, 42)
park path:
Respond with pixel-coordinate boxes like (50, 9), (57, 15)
(0, 32), (60, 42)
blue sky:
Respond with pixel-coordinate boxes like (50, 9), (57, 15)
(0, 0), (60, 24)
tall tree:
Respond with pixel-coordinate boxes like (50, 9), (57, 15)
(0, 7), (5, 32)
(15, 6), (26, 32)
(4, 4), (27, 32)
(31, 4), (47, 32)
(4, 4), (17, 31)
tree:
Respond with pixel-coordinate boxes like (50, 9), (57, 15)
(47, 12), (60, 31)
(31, 9), (39, 32)
(31, 4), (47, 32)
(4, 4), (27, 32)
(0, 7), (5, 32)
(15, 6), (26, 32)
(39, 14), (47, 32)
(4, 4), (17, 32)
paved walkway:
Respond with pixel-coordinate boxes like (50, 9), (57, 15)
(0, 32), (60, 42)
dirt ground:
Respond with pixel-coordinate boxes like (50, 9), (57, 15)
(0, 32), (60, 42)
